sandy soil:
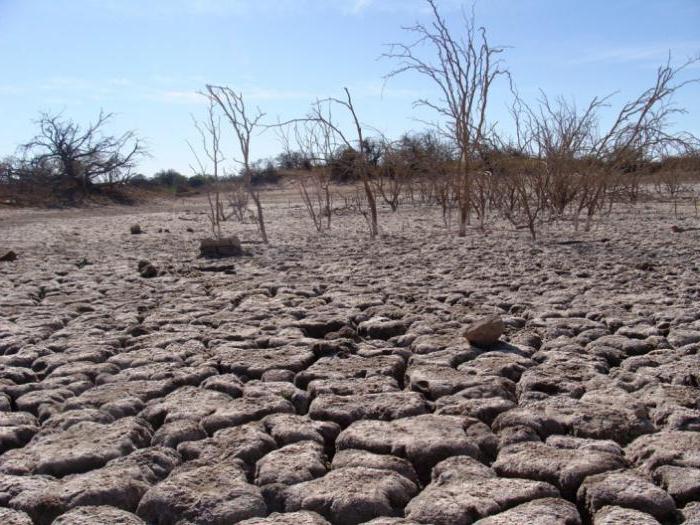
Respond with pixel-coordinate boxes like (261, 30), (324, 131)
(1, 190), (699, 525)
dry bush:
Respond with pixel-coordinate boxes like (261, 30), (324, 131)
(298, 170), (333, 233)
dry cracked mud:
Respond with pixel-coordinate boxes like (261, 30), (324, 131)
(1, 194), (699, 524)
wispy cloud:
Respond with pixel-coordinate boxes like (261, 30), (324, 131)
(0, 84), (22, 95)
(571, 41), (700, 66)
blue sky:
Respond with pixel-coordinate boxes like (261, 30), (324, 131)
(1, 0), (698, 175)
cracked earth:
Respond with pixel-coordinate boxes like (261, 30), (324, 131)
(1, 193), (699, 525)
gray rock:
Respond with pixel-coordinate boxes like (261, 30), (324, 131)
(51, 506), (146, 524)
(200, 393), (295, 435)
(331, 449), (419, 485)
(358, 317), (408, 340)
(0, 416), (152, 476)
(407, 364), (516, 401)
(308, 392), (428, 427)
(625, 430), (700, 475)
(0, 250), (18, 262)
(214, 345), (316, 379)
(472, 498), (581, 524)
(592, 505), (661, 524)
(296, 355), (404, 389)
(137, 460), (266, 525)
(199, 236), (244, 258)
(653, 465), (700, 506)
(0, 508), (32, 525)
(493, 393), (653, 444)
(261, 414), (340, 447)
(7, 447), (179, 525)
(255, 440), (327, 486)
(463, 316), (504, 347)
(137, 260), (158, 278)
(492, 441), (626, 497)
(238, 511), (330, 524)
(337, 415), (491, 481)
(177, 422), (276, 465)
(0, 412), (39, 454)
(577, 470), (677, 523)
(283, 466), (417, 525)
(682, 502), (700, 524)
(405, 456), (560, 525)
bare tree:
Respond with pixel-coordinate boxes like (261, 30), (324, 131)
(205, 85), (269, 243)
(188, 93), (227, 237)
(591, 55), (700, 213)
(305, 89), (379, 238)
(384, 0), (509, 236)
(21, 110), (145, 196)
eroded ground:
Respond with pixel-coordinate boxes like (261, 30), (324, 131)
(1, 193), (699, 525)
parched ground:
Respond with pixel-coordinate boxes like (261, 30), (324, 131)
(1, 191), (699, 525)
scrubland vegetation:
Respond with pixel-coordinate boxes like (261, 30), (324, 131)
(1, 0), (698, 243)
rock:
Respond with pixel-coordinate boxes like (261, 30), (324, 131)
(492, 441), (626, 497)
(199, 236), (244, 258)
(200, 394), (295, 435)
(51, 506), (146, 524)
(177, 422), (276, 466)
(492, 393), (653, 444)
(255, 440), (327, 486)
(652, 465), (700, 506)
(6, 447), (179, 525)
(238, 511), (330, 524)
(577, 470), (678, 523)
(358, 317), (408, 340)
(137, 260), (158, 278)
(463, 316), (504, 347)
(592, 505), (661, 524)
(682, 502), (700, 524)
(307, 376), (400, 398)
(262, 414), (340, 447)
(365, 518), (422, 525)
(435, 396), (516, 425)
(283, 466), (417, 525)
(295, 355), (404, 389)
(331, 449), (419, 485)
(200, 373), (244, 397)
(337, 414), (494, 481)
(0, 412), (39, 454)
(0, 508), (32, 525)
(130, 224), (142, 234)
(625, 430), (700, 475)
(214, 345), (316, 379)
(472, 498), (581, 524)
(308, 392), (428, 427)
(255, 441), (328, 511)
(404, 456), (560, 525)
(0, 250), (17, 262)
(0, 416), (152, 476)
(137, 460), (267, 525)
(406, 364), (516, 401)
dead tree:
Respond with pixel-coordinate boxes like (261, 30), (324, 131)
(205, 85), (268, 244)
(591, 55), (700, 217)
(306, 89), (379, 239)
(188, 93), (227, 237)
(21, 110), (145, 196)
(384, 0), (509, 236)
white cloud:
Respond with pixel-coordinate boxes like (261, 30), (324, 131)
(571, 41), (700, 66)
